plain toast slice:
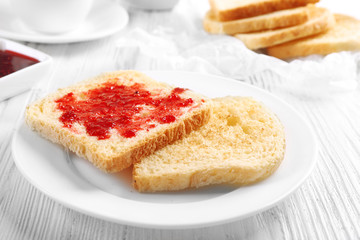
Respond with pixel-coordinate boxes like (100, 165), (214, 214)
(267, 14), (360, 59)
(26, 71), (211, 172)
(209, 0), (319, 21)
(234, 6), (335, 50)
(203, 6), (310, 35)
(133, 96), (286, 192)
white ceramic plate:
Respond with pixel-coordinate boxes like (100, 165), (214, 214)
(0, 0), (128, 44)
(0, 38), (52, 101)
(12, 71), (318, 229)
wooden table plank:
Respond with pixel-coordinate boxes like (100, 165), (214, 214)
(1, 0), (360, 239)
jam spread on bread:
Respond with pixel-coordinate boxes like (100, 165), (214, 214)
(0, 50), (40, 78)
(55, 82), (196, 139)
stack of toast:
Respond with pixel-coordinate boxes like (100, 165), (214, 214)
(204, 0), (360, 59)
(26, 71), (286, 192)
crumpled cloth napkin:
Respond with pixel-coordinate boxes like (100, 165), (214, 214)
(116, 0), (360, 97)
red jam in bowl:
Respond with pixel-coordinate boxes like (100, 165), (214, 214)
(55, 82), (197, 140)
(0, 50), (40, 78)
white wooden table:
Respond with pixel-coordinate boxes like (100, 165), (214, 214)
(1, 0), (360, 239)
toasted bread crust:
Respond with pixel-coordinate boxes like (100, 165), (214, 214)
(203, 7), (309, 35)
(209, 0), (319, 21)
(234, 6), (335, 50)
(26, 104), (210, 172)
(267, 14), (360, 59)
(114, 107), (211, 171)
(25, 71), (211, 173)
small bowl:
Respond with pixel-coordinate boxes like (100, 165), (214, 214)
(0, 38), (52, 101)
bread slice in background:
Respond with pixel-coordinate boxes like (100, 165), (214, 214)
(267, 14), (360, 59)
(234, 6), (335, 50)
(133, 96), (286, 192)
(25, 71), (211, 173)
(203, 6), (310, 35)
(209, 0), (319, 21)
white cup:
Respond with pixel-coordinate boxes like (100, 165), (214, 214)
(121, 0), (180, 10)
(10, 0), (94, 34)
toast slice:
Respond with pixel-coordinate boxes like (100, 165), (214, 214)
(209, 0), (319, 21)
(133, 96), (286, 192)
(234, 6), (335, 50)
(25, 71), (211, 173)
(203, 6), (310, 35)
(267, 14), (360, 59)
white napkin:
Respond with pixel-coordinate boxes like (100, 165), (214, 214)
(116, 0), (360, 97)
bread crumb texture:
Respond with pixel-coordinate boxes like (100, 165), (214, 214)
(133, 96), (286, 192)
(209, 0), (319, 21)
(234, 6), (335, 49)
(25, 71), (211, 173)
(203, 6), (310, 35)
(267, 14), (360, 59)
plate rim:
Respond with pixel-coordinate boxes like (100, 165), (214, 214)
(11, 71), (318, 229)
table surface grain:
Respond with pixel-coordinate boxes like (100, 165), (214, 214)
(1, 0), (360, 239)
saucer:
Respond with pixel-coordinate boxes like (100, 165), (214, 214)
(0, 0), (129, 44)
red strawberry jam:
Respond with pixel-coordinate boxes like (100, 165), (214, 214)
(55, 82), (197, 140)
(0, 50), (39, 78)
